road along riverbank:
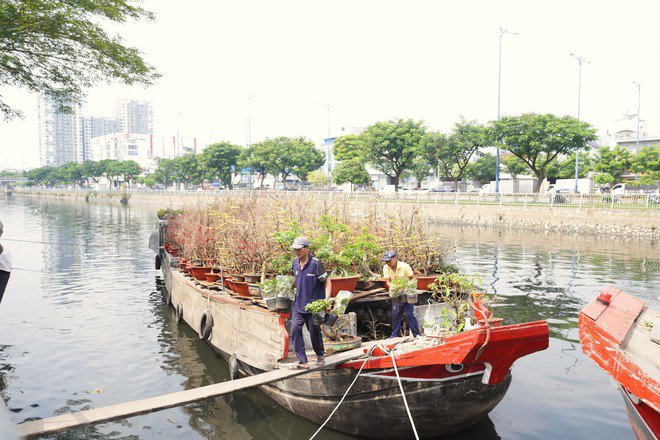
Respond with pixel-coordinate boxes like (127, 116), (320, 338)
(13, 188), (660, 239)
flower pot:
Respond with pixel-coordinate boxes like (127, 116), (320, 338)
(415, 275), (438, 291)
(223, 276), (233, 289)
(232, 281), (251, 297)
(329, 275), (360, 297)
(189, 266), (212, 281)
(324, 312), (339, 327)
(275, 296), (293, 311)
(205, 273), (220, 283)
(381, 278), (391, 290)
(265, 297), (279, 311)
(243, 274), (261, 283)
(227, 279), (237, 293)
(312, 311), (326, 326)
(356, 279), (387, 291)
(233, 275), (246, 282)
(248, 283), (262, 298)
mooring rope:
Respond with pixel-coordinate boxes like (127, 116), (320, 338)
(308, 357), (369, 440)
(391, 352), (420, 440)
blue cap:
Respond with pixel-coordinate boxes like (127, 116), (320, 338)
(291, 236), (311, 249)
(382, 250), (397, 261)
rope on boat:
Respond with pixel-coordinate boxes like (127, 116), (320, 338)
(390, 352), (420, 440)
(469, 299), (491, 361)
(308, 357), (369, 440)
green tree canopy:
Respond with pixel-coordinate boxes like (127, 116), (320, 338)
(465, 153), (496, 184)
(421, 119), (485, 190)
(153, 158), (177, 188)
(239, 143), (278, 188)
(58, 162), (86, 187)
(361, 119), (426, 191)
(333, 134), (366, 162)
(546, 151), (595, 180)
(502, 155), (528, 179)
(332, 159), (370, 190)
(201, 142), (242, 189)
(307, 170), (329, 186)
(26, 166), (58, 186)
(488, 113), (597, 192)
(594, 146), (633, 186)
(258, 136), (323, 186)
(82, 160), (102, 184)
(173, 154), (202, 188)
(0, 0), (159, 119)
(630, 146), (659, 181)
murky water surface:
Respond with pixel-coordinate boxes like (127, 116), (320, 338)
(0, 197), (657, 439)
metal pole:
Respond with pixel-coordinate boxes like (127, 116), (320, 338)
(496, 27), (517, 194)
(633, 82), (641, 152)
(570, 53), (589, 193)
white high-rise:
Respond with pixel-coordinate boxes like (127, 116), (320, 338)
(38, 94), (84, 167)
(117, 99), (153, 135)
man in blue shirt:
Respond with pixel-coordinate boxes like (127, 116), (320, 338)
(289, 236), (332, 369)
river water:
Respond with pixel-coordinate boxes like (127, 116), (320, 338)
(0, 196), (657, 439)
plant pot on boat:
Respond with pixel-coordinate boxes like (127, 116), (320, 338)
(306, 299), (332, 325)
(261, 275), (295, 312)
(388, 277), (418, 304)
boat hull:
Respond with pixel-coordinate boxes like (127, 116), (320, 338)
(261, 371), (510, 439)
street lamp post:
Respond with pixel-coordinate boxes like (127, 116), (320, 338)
(633, 82), (641, 152)
(496, 27), (517, 194)
(570, 53), (589, 193)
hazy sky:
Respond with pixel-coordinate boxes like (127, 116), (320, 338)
(1, 0), (659, 169)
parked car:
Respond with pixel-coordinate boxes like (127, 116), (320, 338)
(429, 186), (455, 193)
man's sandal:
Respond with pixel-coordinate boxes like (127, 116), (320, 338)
(288, 362), (310, 370)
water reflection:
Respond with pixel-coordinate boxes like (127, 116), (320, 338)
(0, 199), (655, 440)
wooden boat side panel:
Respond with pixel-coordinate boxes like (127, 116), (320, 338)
(580, 293), (660, 413)
(167, 263), (286, 371)
(583, 286), (645, 344)
(622, 308), (660, 383)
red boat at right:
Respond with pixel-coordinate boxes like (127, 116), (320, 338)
(579, 287), (660, 440)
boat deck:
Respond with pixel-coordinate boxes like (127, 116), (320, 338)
(622, 307), (660, 383)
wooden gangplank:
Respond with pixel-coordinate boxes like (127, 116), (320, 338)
(17, 348), (367, 439)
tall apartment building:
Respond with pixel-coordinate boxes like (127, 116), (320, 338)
(38, 94), (84, 167)
(81, 116), (121, 160)
(117, 99), (153, 135)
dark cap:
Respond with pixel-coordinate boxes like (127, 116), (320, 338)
(291, 236), (311, 250)
(382, 250), (397, 261)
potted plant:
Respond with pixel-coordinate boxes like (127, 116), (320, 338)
(274, 275), (295, 310)
(260, 279), (279, 311)
(428, 273), (491, 333)
(388, 277), (418, 304)
(305, 299), (331, 326)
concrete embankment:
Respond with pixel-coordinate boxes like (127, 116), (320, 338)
(13, 189), (660, 239)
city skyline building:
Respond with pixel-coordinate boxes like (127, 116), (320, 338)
(117, 99), (153, 135)
(37, 93), (84, 167)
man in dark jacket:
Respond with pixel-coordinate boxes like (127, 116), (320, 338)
(289, 236), (332, 369)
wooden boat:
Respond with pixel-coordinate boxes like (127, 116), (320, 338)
(579, 287), (660, 440)
(159, 248), (549, 438)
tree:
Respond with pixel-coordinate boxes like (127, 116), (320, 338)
(259, 136), (323, 187)
(82, 161), (102, 185)
(410, 156), (432, 188)
(421, 120), (485, 190)
(361, 119), (426, 191)
(26, 166), (58, 186)
(594, 146), (633, 186)
(332, 159), (370, 190)
(119, 160), (141, 186)
(58, 162), (86, 187)
(307, 170), (329, 186)
(202, 142), (242, 189)
(488, 113), (597, 192)
(630, 146), (659, 180)
(465, 153), (496, 184)
(0, 0), (159, 119)
(173, 154), (202, 188)
(546, 151), (595, 180)
(239, 143), (277, 188)
(502, 155), (528, 179)
(333, 134), (366, 162)
(153, 158), (177, 188)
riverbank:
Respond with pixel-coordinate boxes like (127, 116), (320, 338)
(13, 188), (660, 239)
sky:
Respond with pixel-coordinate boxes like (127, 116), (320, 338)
(1, 0), (660, 169)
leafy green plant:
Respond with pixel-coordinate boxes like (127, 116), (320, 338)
(259, 279), (278, 299)
(428, 272), (488, 334)
(388, 277), (417, 298)
(305, 299), (331, 315)
(275, 275), (295, 299)
(332, 291), (352, 316)
(157, 208), (183, 220)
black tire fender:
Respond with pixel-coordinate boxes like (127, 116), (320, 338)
(199, 311), (214, 340)
(155, 254), (162, 270)
(229, 353), (239, 380)
(176, 302), (183, 323)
